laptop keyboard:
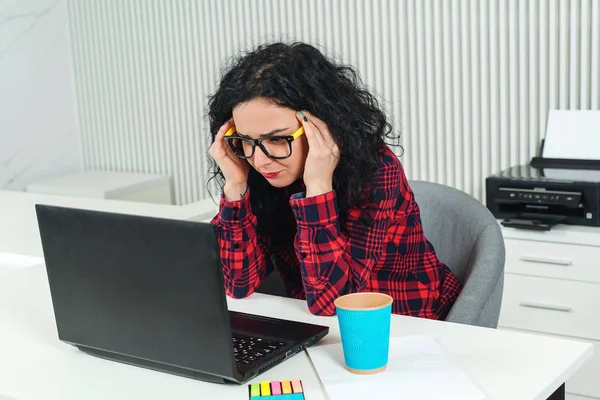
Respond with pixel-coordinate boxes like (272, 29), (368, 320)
(232, 333), (286, 366)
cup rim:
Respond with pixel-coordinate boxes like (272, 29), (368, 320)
(334, 292), (394, 311)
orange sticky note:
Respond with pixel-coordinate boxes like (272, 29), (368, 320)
(291, 379), (303, 393)
(281, 380), (293, 394)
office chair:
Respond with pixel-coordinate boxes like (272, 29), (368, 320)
(410, 180), (505, 328)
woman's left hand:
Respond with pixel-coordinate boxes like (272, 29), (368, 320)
(296, 111), (340, 197)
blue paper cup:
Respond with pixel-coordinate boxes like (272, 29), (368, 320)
(334, 292), (393, 374)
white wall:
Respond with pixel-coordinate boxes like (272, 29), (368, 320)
(66, 0), (600, 205)
(0, 0), (81, 191)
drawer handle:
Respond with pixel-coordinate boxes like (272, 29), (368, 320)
(519, 255), (572, 266)
(519, 301), (572, 312)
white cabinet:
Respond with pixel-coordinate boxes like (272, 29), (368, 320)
(499, 224), (600, 399)
(26, 171), (172, 204)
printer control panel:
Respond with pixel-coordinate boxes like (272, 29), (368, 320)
(497, 187), (582, 208)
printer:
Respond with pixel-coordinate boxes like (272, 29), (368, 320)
(486, 162), (600, 230)
(486, 110), (600, 230)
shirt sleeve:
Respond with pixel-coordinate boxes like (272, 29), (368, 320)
(289, 161), (402, 316)
(210, 188), (270, 299)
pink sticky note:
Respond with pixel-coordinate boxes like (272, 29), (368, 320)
(270, 381), (282, 395)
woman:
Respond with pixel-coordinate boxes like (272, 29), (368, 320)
(208, 42), (462, 318)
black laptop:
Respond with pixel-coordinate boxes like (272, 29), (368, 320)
(35, 204), (328, 384)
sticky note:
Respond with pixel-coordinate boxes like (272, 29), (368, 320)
(291, 380), (303, 393)
(270, 381), (282, 395)
(248, 380), (304, 399)
(260, 381), (271, 396)
(281, 380), (292, 394)
(249, 383), (260, 397)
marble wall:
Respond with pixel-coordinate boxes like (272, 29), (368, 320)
(0, 0), (81, 191)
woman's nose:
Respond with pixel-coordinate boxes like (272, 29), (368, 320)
(252, 145), (272, 167)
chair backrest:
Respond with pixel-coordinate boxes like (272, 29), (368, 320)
(409, 180), (505, 327)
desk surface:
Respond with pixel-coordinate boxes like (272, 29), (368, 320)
(0, 265), (593, 400)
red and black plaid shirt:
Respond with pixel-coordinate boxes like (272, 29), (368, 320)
(211, 145), (462, 318)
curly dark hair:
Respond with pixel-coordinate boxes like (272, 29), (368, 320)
(207, 42), (399, 243)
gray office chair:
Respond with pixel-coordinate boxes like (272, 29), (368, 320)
(410, 180), (505, 328)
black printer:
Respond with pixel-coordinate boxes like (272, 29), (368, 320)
(486, 157), (600, 230)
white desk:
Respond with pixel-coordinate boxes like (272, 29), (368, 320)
(0, 191), (593, 400)
(0, 264), (593, 400)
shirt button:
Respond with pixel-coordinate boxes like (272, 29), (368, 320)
(233, 206), (239, 211)
(296, 215), (302, 221)
(234, 243), (240, 249)
(300, 252), (307, 258)
(233, 216), (238, 221)
(293, 205), (299, 211)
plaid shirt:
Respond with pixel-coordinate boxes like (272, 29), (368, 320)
(211, 145), (462, 318)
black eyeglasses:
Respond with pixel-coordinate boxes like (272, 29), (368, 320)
(224, 126), (305, 159)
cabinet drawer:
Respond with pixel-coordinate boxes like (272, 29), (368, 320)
(499, 274), (600, 340)
(504, 238), (600, 283)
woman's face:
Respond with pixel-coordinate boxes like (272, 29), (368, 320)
(232, 97), (308, 188)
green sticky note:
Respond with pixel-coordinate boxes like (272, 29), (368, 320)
(249, 383), (260, 397)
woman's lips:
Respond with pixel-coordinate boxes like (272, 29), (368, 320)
(262, 171), (281, 179)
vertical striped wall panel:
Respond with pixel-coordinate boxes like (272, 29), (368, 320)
(67, 0), (600, 205)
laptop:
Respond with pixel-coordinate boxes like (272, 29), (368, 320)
(35, 204), (329, 384)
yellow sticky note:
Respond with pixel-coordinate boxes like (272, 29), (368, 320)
(260, 381), (271, 396)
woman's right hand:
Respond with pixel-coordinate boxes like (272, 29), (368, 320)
(209, 119), (250, 201)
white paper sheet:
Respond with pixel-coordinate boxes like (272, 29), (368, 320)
(542, 110), (600, 160)
(307, 335), (485, 400)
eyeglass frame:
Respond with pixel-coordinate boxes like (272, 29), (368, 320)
(223, 126), (305, 159)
